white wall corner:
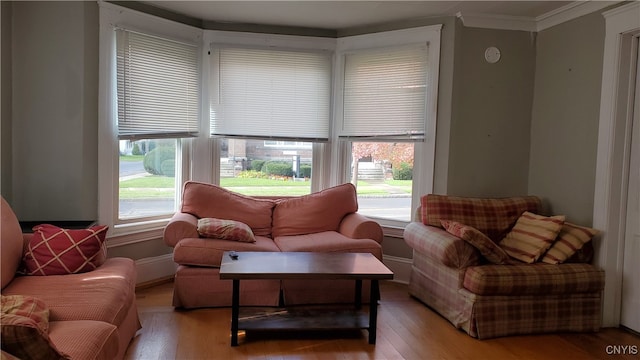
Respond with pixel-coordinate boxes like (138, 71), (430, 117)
(383, 255), (412, 284)
(135, 254), (177, 285)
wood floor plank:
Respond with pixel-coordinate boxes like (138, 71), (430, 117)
(125, 280), (640, 359)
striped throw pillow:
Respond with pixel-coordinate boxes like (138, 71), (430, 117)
(540, 223), (599, 264)
(197, 218), (256, 243)
(499, 212), (565, 263)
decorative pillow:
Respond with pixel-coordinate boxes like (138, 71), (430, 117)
(197, 218), (256, 243)
(441, 220), (513, 265)
(1, 295), (68, 359)
(540, 222), (599, 264)
(499, 212), (565, 263)
(23, 224), (108, 276)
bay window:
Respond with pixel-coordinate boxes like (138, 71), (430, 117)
(100, 2), (442, 237)
(336, 26), (441, 224)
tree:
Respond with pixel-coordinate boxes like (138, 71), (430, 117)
(351, 142), (414, 185)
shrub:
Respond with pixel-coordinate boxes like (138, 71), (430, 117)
(161, 159), (175, 177)
(264, 161), (293, 177)
(131, 142), (143, 156)
(300, 164), (312, 178)
(251, 159), (266, 172)
(144, 146), (175, 175)
(393, 162), (413, 180)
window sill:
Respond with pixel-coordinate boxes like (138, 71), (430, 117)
(107, 218), (170, 248)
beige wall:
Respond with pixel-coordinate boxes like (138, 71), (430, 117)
(1, 2), (12, 203)
(529, 11), (606, 225)
(10, 1), (98, 221)
(447, 23), (536, 197)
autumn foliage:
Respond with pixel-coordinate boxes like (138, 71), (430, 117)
(352, 142), (414, 167)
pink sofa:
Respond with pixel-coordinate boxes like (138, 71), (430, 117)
(163, 181), (384, 308)
(403, 195), (605, 339)
(1, 197), (140, 359)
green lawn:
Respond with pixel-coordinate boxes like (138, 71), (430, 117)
(119, 174), (411, 198)
(120, 155), (144, 162)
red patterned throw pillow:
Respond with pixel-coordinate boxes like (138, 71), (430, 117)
(23, 224), (108, 276)
(441, 220), (513, 265)
(197, 218), (256, 243)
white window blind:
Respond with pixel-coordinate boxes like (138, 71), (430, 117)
(210, 47), (331, 141)
(340, 45), (428, 141)
(116, 29), (199, 140)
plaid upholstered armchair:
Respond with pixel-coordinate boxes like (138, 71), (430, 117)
(403, 195), (605, 339)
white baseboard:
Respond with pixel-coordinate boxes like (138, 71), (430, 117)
(134, 254), (177, 285)
(383, 255), (412, 284)
(134, 253), (412, 285)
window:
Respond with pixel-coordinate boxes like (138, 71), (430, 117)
(207, 33), (334, 196)
(113, 28), (198, 223)
(350, 142), (414, 221)
(336, 26), (441, 224)
(218, 138), (313, 197)
(99, 2), (202, 234)
(118, 139), (180, 220)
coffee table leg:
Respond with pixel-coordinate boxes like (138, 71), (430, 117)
(368, 280), (379, 344)
(231, 279), (239, 346)
(355, 279), (362, 309)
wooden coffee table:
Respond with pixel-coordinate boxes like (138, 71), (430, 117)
(219, 251), (394, 346)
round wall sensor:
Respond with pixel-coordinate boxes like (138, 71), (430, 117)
(484, 46), (501, 64)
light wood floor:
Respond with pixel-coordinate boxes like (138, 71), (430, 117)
(125, 280), (640, 360)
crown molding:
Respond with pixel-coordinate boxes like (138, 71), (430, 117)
(457, 1), (624, 32)
(535, 0), (623, 31)
(456, 12), (537, 32)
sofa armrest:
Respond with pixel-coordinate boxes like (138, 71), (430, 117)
(403, 222), (480, 269)
(163, 212), (199, 248)
(338, 213), (383, 244)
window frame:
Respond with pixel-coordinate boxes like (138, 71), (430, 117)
(202, 30), (337, 192)
(98, 2), (203, 238)
(333, 25), (442, 227)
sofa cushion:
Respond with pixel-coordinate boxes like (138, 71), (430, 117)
(181, 181), (276, 237)
(272, 183), (358, 238)
(274, 231), (382, 259)
(1, 258), (136, 327)
(48, 320), (119, 360)
(463, 263), (605, 296)
(1, 197), (25, 289)
(23, 224), (108, 276)
(420, 195), (541, 242)
(173, 235), (280, 267)
(499, 212), (565, 263)
(440, 220), (512, 265)
(1, 295), (68, 360)
(541, 222), (599, 264)
(197, 218), (255, 243)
